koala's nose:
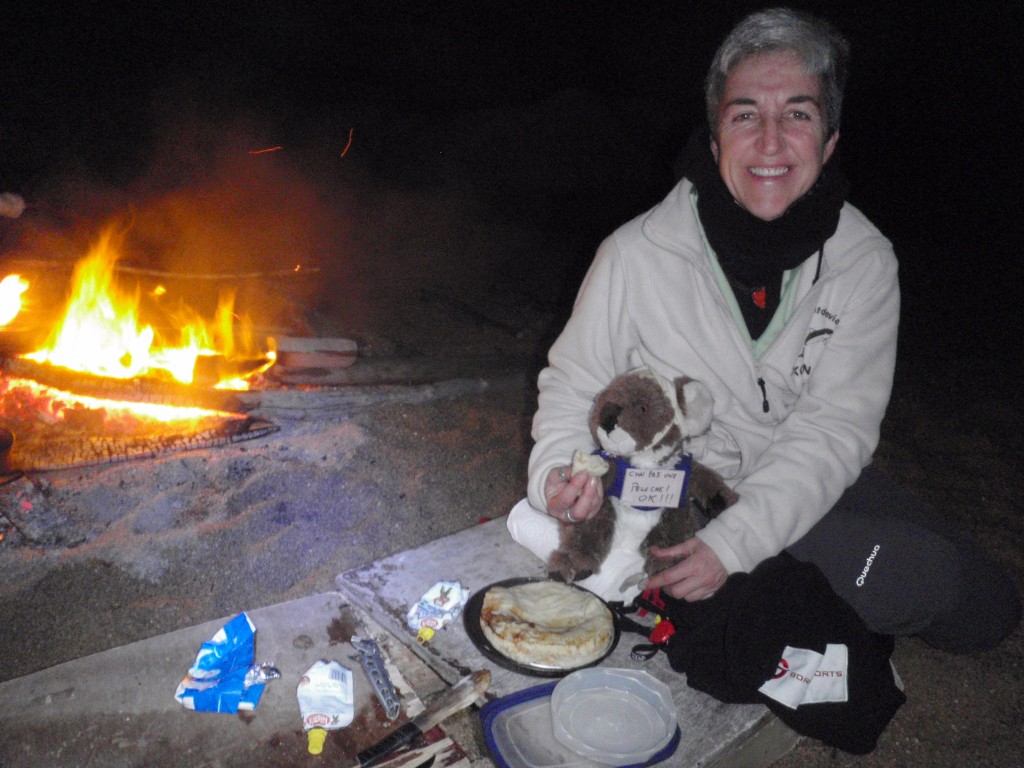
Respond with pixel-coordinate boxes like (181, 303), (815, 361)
(598, 403), (622, 434)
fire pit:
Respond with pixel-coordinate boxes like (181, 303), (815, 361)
(0, 228), (280, 471)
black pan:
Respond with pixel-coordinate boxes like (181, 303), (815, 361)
(464, 577), (620, 677)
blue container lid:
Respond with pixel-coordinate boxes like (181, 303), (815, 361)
(480, 681), (681, 768)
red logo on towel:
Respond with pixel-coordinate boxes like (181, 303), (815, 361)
(773, 658), (790, 679)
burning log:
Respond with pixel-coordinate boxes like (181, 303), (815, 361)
(1, 356), (247, 413)
(191, 354), (280, 390)
(0, 371), (278, 472)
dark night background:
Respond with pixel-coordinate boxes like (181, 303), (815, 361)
(2, 0), (1021, 362)
(2, 6), (1023, 765)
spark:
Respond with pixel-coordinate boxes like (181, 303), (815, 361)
(339, 128), (354, 158)
(249, 146), (283, 155)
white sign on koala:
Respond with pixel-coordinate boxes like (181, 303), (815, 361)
(621, 468), (688, 508)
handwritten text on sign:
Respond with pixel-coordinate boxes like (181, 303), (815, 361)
(621, 468), (687, 507)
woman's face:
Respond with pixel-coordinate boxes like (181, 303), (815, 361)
(712, 51), (838, 221)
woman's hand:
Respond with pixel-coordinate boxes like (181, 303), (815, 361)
(643, 538), (727, 601)
(544, 466), (603, 524)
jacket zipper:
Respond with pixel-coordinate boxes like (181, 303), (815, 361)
(751, 249), (825, 417)
(757, 377), (770, 413)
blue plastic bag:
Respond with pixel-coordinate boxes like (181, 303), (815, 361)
(174, 612), (267, 713)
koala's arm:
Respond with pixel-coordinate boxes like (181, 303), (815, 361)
(688, 462), (738, 520)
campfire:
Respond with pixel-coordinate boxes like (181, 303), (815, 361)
(0, 229), (279, 472)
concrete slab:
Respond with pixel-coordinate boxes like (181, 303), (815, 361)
(336, 517), (800, 767)
(0, 592), (467, 768)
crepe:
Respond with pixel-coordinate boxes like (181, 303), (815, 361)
(572, 449), (610, 478)
(479, 581), (614, 668)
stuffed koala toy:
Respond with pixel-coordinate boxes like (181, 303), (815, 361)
(547, 366), (738, 586)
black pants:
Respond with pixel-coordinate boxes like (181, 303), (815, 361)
(786, 466), (1021, 653)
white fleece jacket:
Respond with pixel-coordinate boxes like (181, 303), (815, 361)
(527, 179), (899, 574)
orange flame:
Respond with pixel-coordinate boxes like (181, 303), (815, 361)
(22, 229), (273, 390)
(0, 274), (29, 326)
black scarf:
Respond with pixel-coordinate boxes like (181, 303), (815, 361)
(680, 126), (849, 287)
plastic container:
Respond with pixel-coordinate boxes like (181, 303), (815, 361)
(480, 680), (680, 768)
(550, 669), (677, 767)
(297, 660), (355, 755)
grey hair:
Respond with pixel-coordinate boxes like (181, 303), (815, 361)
(705, 8), (850, 139)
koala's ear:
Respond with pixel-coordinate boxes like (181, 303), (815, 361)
(675, 377), (714, 436)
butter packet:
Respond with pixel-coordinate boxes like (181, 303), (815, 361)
(406, 580), (471, 642)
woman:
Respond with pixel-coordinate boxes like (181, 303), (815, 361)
(510, 7), (1019, 653)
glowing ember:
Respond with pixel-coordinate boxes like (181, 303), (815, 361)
(21, 229), (274, 389)
(0, 373), (279, 471)
(0, 274), (29, 326)
(3, 376), (241, 426)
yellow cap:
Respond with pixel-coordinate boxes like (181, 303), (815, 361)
(417, 626), (435, 644)
(307, 727), (327, 755)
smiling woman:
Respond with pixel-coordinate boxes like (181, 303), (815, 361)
(514, 7), (1020, 700)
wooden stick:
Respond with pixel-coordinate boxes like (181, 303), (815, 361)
(354, 670), (491, 768)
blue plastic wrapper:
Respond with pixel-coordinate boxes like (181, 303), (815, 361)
(175, 612), (268, 713)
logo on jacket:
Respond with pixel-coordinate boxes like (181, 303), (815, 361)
(814, 305), (840, 325)
(792, 327), (834, 378)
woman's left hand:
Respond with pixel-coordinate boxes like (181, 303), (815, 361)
(643, 537), (727, 601)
